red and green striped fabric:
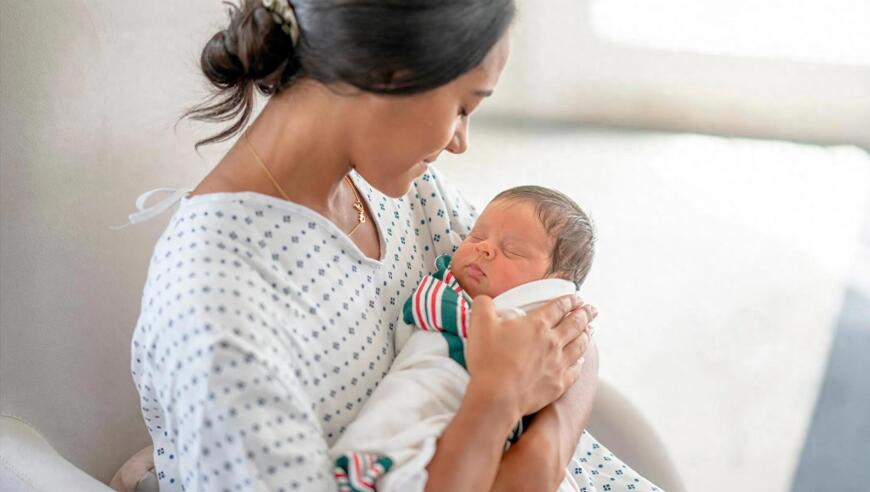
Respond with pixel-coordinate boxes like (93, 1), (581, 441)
(335, 453), (394, 492)
(333, 256), (531, 491)
(401, 255), (532, 446)
(402, 255), (472, 368)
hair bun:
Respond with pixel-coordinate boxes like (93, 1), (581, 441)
(200, 4), (298, 91)
(201, 28), (248, 89)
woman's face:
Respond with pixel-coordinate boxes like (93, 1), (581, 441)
(349, 34), (511, 198)
(451, 199), (555, 299)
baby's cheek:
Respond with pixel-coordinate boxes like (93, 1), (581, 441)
(452, 244), (472, 267)
(501, 264), (543, 291)
(483, 271), (514, 298)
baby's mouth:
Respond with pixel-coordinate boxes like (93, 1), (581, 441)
(464, 263), (486, 279)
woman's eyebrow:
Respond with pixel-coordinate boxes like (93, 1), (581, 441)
(474, 89), (494, 98)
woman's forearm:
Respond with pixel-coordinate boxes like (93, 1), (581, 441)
(424, 379), (521, 492)
(491, 341), (599, 492)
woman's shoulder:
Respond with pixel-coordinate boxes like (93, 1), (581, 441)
(413, 166), (476, 217)
(141, 192), (316, 303)
(403, 166), (478, 254)
(135, 194), (317, 358)
(160, 191), (330, 245)
(148, 193), (272, 263)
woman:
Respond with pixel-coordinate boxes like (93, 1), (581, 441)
(130, 1), (660, 490)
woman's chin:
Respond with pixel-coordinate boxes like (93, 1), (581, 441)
(374, 179), (415, 199)
(358, 163), (429, 198)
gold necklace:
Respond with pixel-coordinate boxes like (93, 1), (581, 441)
(243, 132), (367, 236)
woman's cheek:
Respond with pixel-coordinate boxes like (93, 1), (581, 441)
(422, 112), (459, 153)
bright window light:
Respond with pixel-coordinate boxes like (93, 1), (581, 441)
(590, 0), (870, 66)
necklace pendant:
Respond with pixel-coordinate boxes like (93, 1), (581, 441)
(353, 201), (366, 224)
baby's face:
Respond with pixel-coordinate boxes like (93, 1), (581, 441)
(451, 199), (554, 298)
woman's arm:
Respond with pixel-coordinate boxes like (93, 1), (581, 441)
(490, 341), (599, 492)
(425, 345), (598, 492)
(422, 379), (524, 492)
(423, 296), (592, 492)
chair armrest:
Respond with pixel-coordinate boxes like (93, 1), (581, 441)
(588, 380), (687, 492)
(0, 414), (113, 492)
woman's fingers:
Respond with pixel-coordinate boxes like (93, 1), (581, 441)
(564, 357), (585, 390)
(587, 304), (598, 321)
(563, 331), (590, 366)
(528, 294), (582, 330)
(553, 303), (596, 347)
(469, 295), (497, 322)
(559, 357), (585, 396)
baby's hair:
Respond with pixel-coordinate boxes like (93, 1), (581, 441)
(492, 186), (596, 288)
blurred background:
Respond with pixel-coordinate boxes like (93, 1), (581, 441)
(2, 1), (869, 491)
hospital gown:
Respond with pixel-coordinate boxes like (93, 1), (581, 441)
(130, 167), (662, 492)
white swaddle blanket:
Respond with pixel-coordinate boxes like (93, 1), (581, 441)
(331, 328), (469, 491)
(330, 312), (663, 492)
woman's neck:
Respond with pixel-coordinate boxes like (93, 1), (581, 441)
(206, 80), (356, 218)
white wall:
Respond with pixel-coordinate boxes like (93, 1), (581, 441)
(491, 0), (870, 148)
(436, 125), (870, 492)
(0, 1), (231, 482)
(1, 1), (868, 488)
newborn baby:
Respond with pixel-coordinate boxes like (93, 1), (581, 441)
(331, 186), (660, 492)
(398, 185), (595, 374)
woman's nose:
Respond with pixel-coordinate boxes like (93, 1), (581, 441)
(446, 119), (468, 155)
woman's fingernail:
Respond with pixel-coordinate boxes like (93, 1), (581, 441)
(578, 356), (586, 367)
(583, 304), (595, 319)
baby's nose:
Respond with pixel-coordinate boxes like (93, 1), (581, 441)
(475, 242), (494, 258)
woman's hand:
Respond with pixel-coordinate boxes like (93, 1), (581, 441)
(423, 295), (597, 492)
(490, 340), (599, 492)
(465, 294), (596, 419)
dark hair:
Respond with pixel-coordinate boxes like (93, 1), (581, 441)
(492, 186), (596, 288)
(184, 0), (516, 147)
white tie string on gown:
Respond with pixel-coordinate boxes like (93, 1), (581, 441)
(111, 188), (193, 230)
